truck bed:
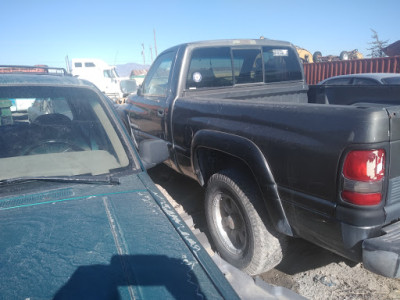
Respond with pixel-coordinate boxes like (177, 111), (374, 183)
(171, 86), (400, 260)
(308, 84), (400, 105)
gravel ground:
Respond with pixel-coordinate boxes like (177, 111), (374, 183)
(261, 239), (400, 300)
(148, 164), (400, 300)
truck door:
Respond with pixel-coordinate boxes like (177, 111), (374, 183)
(126, 50), (176, 141)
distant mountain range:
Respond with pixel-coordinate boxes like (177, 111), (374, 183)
(116, 63), (150, 77)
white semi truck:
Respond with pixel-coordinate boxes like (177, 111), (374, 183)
(70, 58), (137, 103)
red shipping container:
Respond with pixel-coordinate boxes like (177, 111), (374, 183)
(303, 56), (400, 85)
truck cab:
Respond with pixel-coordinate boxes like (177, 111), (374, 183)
(71, 58), (137, 103)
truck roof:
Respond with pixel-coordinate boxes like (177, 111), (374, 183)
(71, 58), (115, 68)
(163, 38), (294, 53)
(187, 38), (292, 47)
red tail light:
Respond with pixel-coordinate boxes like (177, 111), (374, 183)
(341, 149), (385, 206)
(341, 191), (382, 206)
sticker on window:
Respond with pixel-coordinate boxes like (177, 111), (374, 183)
(272, 49), (289, 57)
(193, 72), (203, 83)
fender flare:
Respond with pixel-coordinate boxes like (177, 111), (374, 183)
(191, 130), (293, 236)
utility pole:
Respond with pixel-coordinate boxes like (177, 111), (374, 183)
(153, 29), (158, 57)
(141, 43), (146, 65)
(65, 55), (71, 73)
(149, 46), (154, 62)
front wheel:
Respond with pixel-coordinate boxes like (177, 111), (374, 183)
(205, 169), (286, 275)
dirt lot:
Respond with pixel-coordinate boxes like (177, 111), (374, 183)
(148, 164), (400, 300)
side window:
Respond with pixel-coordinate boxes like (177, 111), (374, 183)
(323, 78), (352, 85)
(104, 70), (112, 78)
(186, 47), (233, 89)
(85, 62), (96, 67)
(263, 47), (302, 83)
(232, 49), (263, 84)
(74, 63), (82, 68)
(352, 78), (379, 85)
(382, 77), (400, 85)
(143, 51), (175, 96)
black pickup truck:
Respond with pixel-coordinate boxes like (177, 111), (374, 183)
(118, 39), (400, 278)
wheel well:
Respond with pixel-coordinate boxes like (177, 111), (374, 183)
(195, 146), (294, 236)
(196, 147), (254, 186)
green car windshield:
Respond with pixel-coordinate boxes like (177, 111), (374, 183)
(0, 86), (132, 181)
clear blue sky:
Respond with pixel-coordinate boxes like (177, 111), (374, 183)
(1, 0), (398, 68)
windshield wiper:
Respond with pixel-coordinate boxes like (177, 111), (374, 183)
(0, 175), (120, 185)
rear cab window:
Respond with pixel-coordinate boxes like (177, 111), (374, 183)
(262, 46), (302, 83)
(186, 45), (302, 89)
(186, 47), (233, 89)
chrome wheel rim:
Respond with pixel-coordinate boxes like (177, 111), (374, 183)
(213, 193), (247, 255)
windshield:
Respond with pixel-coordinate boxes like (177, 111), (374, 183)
(382, 77), (400, 85)
(112, 68), (120, 78)
(0, 86), (133, 181)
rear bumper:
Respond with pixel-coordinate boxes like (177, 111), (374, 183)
(362, 221), (400, 278)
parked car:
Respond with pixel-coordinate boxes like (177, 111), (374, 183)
(0, 66), (239, 299)
(318, 73), (400, 85)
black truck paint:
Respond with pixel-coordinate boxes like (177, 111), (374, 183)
(118, 39), (400, 277)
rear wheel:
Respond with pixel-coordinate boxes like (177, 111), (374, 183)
(313, 51), (322, 63)
(205, 169), (286, 275)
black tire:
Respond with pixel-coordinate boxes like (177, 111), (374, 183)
(313, 51), (322, 63)
(205, 169), (286, 275)
(340, 51), (349, 60)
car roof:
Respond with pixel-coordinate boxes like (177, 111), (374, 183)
(0, 73), (91, 86)
(320, 72), (400, 83)
(0, 65), (92, 87)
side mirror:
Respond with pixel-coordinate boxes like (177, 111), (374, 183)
(138, 139), (169, 170)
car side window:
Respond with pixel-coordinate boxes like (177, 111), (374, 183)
(323, 78), (352, 85)
(382, 77), (400, 85)
(143, 51), (175, 96)
(352, 78), (379, 85)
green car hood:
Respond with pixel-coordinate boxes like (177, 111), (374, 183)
(0, 172), (238, 299)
